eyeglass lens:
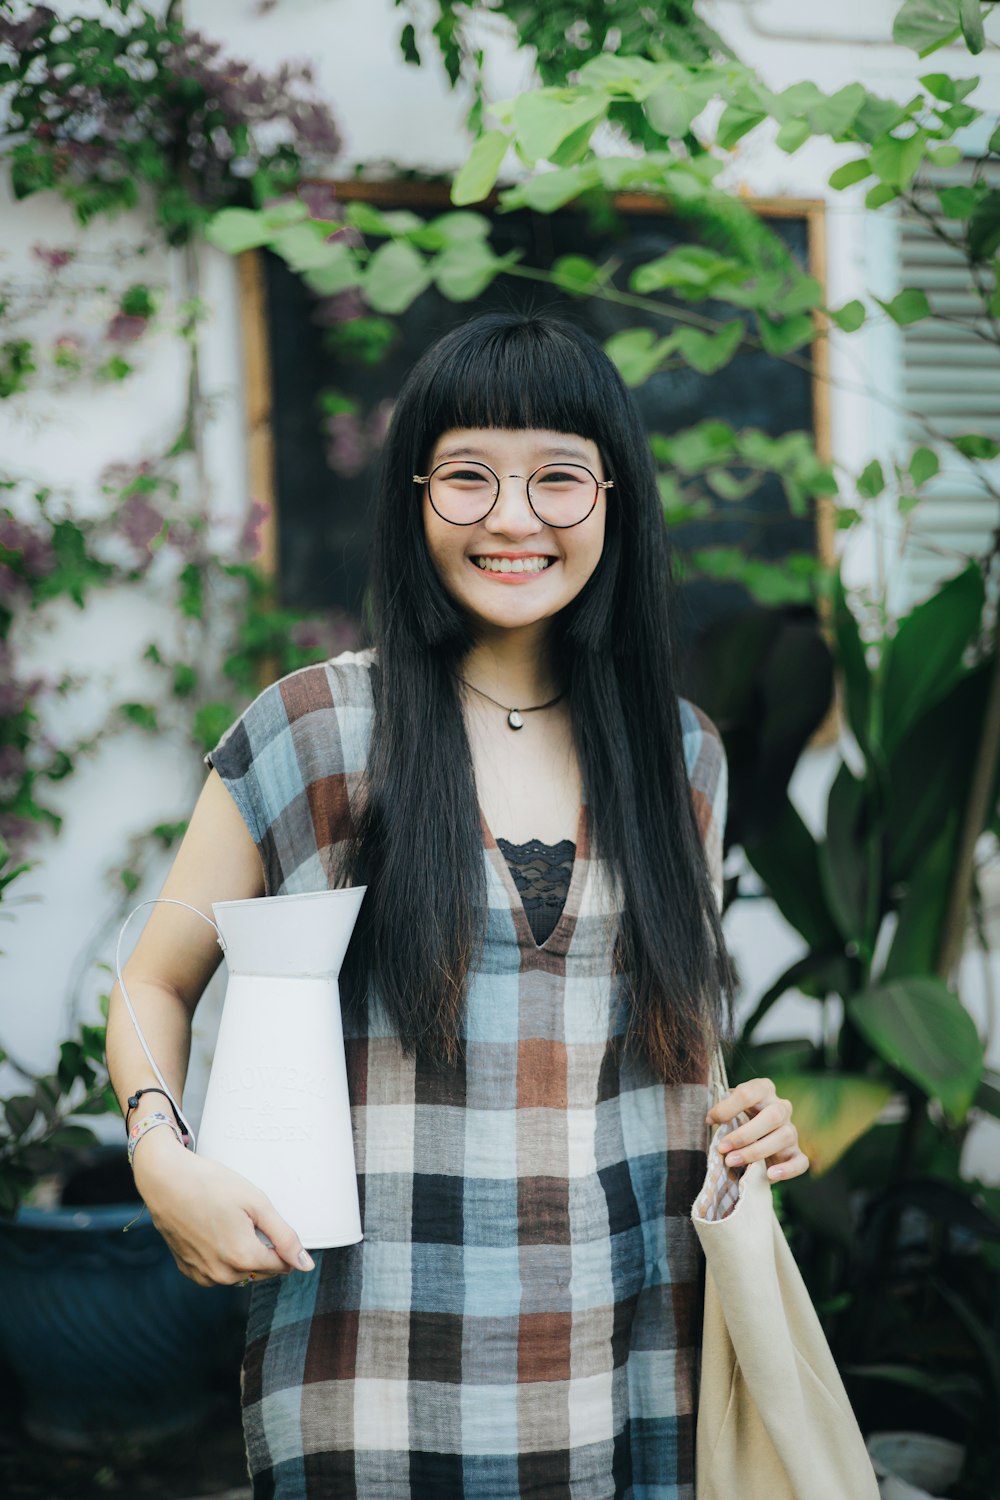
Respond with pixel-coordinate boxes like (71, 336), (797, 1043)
(427, 461), (598, 527)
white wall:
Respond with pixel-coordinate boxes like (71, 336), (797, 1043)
(2, 0), (998, 1174)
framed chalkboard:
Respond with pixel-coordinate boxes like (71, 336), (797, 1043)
(239, 182), (832, 666)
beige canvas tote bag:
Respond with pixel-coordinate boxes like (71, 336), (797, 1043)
(691, 1051), (880, 1500)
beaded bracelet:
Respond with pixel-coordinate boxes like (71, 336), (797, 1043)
(127, 1110), (183, 1168)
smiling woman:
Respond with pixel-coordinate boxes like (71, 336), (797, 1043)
(106, 310), (808, 1500)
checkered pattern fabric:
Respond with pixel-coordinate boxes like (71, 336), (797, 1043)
(205, 649), (727, 1500)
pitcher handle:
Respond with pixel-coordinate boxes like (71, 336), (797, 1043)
(114, 898), (225, 1153)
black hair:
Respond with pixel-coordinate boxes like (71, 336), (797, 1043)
(341, 310), (736, 1081)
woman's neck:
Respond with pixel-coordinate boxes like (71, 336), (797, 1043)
(460, 626), (561, 706)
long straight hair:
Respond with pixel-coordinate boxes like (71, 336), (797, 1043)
(341, 311), (736, 1081)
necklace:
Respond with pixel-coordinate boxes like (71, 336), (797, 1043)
(459, 677), (565, 731)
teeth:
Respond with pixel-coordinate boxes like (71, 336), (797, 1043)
(473, 556), (552, 574)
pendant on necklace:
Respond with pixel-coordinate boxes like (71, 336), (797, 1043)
(507, 709), (524, 730)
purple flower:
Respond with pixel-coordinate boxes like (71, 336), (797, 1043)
(31, 243), (77, 271)
(117, 494), (165, 552)
(107, 313), (148, 344)
(313, 288), (365, 327)
(239, 500), (270, 561)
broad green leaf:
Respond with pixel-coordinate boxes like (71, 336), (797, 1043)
(575, 54), (666, 99)
(704, 468), (764, 502)
(849, 977), (984, 1123)
(919, 73), (979, 103)
(909, 446), (940, 486)
(757, 311), (814, 355)
(830, 299), (866, 332)
(770, 1074), (893, 1175)
(657, 419), (737, 472)
(452, 130), (509, 206)
(808, 83), (868, 137)
(893, 0), (962, 56)
(952, 432), (1000, 459)
(828, 159), (872, 191)
(645, 78), (716, 138)
(511, 91), (607, 164)
(500, 163), (599, 213)
(857, 459), (885, 499)
(629, 245), (744, 297)
(884, 661), (991, 883)
(819, 763), (875, 945)
(866, 183), (900, 209)
(716, 103), (766, 149)
(882, 815), (958, 979)
(771, 275), (823, 317)
(831, 570), (872, 757)
(603, 327), (678, 386)
(270, 223), (341, 274)
(674, 320), (745, 374)
(744, 796), (841, 952)
(936, 184), (978, 218)
(432, 242), (516, 302)
(551, 255), (601, 295)
(869, 132), (928, 190)
(301, 244), (363, 298)
(877, 288), (932, 325)
(363, 242), (432, 314)
(968, 191), (1000, 261)
(420, 211), (492, 246)
(775, 117), (811, 155)
(205, 208), (272, 255)
(881, 561), (984, 756)
(960, 0), (985, 51)
(927, 144), (963, 166)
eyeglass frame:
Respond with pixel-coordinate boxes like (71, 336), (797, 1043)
(412, 459), (614, 529)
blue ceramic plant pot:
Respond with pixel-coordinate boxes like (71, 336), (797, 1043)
(0, 1157), (244, 1451)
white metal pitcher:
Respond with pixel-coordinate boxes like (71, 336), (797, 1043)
(116, 885), (367, 1252)
(199, 887), (367, 1250)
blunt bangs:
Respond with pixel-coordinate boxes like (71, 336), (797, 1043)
(405, 314), (627, 455)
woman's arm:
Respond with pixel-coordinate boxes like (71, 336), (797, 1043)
(105, 769), (314, 1284)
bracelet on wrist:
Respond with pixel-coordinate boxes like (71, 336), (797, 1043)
(126, 1110), (184, 1168)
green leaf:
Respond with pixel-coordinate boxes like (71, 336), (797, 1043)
(830, 299), (866, 332)
(849, 977), (984, 1123)
(877, 288), (932, 325)
(716, 103), (766, 149)
(952, 432), (1000, 459)
(776, 116), (812, 155)
(399, 21), (420, 66)
(881, 561), (985, 756)
(770, 1074), (893, 1175)
(909, 446), (940, 486)
(451, 130), (509, 206)
(820, 763), (874, 944)
(193, 702), (237, 754)
(363, 242), (432, 314)
(270, 222), (341, 273)
(674, 320), (745, 374)
(300, 244), (362, 298)
(603, 328), (678, 387)
(644, 77), (716, 138)
(936, 184), (978, 218)
(511, 91), (606, 164)
(551, 255), (601, 295)
(120, 702), (158, 732)
(500, 164), (599, 212)
(4, 1095), (38, 1137)
(204, 208), (272, 255)
(832, 571), (872, 757)
(432, 242), (517, 302)
(744, 797), (842, 952)
(968, 190), (1000, 261)
(869, 132), (928, 190)
(960, 0), (985, 51)
(828, 159), (872, 191)
(866, 183), (900, 209)
(927, 144), (963, 166)
(857, 459), (885, 499)
(757, 311), (814, 355)
(655, 420), (737, 473)
(893, 0), (963, 56)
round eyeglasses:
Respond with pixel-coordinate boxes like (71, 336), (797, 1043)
(413, 460), (613, 529)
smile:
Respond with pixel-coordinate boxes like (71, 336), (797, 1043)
(470, 556), (555, 575)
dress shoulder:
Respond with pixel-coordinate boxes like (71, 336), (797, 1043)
(204, 647), (376, 895)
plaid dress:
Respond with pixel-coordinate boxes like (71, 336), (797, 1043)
(205, 648), (727, 1500)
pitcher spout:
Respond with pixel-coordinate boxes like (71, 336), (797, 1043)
(211, 887), (367, 978)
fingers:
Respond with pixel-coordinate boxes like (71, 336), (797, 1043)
(251, 1201), (316, 1273)
(706, 1075), (809, 1181)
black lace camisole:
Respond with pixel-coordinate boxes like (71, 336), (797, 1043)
(495, 835), (576, 946)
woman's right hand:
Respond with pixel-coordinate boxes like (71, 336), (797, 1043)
(130, 1129), (315, 1287)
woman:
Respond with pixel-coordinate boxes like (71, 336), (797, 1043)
(107, 311), (808, 1499)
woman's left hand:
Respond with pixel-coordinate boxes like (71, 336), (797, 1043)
(706, 1076), (810, 1182)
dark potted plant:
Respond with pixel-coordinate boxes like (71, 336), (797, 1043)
(0, 997), (244, 1452)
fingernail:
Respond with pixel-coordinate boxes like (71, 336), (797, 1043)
(298, 1249), (315, 1271)
(768, 1166), (783, 1180)
(726, 1152), (744, 1166)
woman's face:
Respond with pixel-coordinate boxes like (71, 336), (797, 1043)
(419, 427), (608, 640)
